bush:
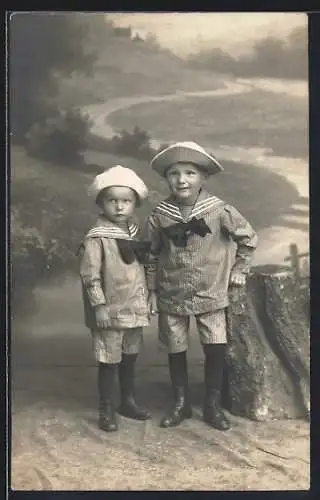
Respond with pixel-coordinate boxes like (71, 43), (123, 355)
(86, 125), (155, 161)
(25, 108), (93, 165)
(188, 26), (308, 81)
(11, 203), (79, 291)
(11, 174), (96, 299)
(86, 127), (170, 163)
(110, 126), (154, 160)
(11, 185), (89, 316)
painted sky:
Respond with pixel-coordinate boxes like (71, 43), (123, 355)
(106, 12), (307, 56)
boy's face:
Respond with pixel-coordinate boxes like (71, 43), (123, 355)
(165, 162), (208, 203)
(98, 186), (137, 223)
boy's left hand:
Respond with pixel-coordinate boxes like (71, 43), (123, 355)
(147, 290), (158, 317)
(229, 273), (246, 287)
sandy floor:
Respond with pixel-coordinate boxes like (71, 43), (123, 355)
(11, 366), (310, 491)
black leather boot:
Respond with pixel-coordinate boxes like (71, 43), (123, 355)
(203, 388), (231, 431)
(118, 354), (151, 421)
(160, 386), (192, 428)
(160, 351), (192, 428)
(98, 362), (118, 432)
(203, 344), (231, 431)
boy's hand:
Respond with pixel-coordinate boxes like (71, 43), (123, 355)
(229, 273), (246, 287)
(148, 291), (158, 316)
(95, 305), (110, 329)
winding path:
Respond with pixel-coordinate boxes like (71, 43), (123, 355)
(83, 77), (309, 266)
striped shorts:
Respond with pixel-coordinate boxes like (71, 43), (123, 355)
(158, 309), (227, 354)
(91, 327), (143, 364)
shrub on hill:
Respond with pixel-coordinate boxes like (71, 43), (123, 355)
(25, 108), (93, 165)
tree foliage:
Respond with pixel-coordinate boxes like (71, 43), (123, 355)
(9, 12), (96, 139)
(188, 26), (308, 80)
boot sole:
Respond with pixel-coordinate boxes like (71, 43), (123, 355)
(203, 415), (231, 431)
(99, 424), (119, 432)
(160, 410), (193, 428)
(118, 411), (152, 421)
(118, 407), (152, 420)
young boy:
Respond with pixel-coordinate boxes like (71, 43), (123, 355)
(144, 142), (258, 431)
(79, 165), (151, 432)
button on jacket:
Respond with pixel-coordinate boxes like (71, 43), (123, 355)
(142, 190), (258, 315)
(79, 216), (150, 330)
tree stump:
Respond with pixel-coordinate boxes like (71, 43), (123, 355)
(223, 264), (310, 421)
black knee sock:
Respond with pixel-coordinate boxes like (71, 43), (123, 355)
(120, 353), (138, 368)
(168, 351), (188, 387)
(98, 362), (118, 402)
(119, 353), (138, 399)
(203, 344), (226, 394)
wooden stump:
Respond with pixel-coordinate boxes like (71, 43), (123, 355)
(223, 264), (310, 421)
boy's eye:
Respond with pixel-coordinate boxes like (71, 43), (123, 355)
(107, 198), (132, 203)
(168, 170), (197, 177)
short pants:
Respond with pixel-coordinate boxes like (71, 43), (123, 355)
(91, 327), (143, 364)
(158, 309), (227, 354)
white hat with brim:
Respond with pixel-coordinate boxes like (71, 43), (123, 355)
(88, 165), (148, 202)
(151, 141), (224, 177)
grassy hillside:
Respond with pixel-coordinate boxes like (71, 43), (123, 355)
(56, 29), (226, 108)
(108, 88), (308, 160)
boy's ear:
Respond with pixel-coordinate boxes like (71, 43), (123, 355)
(135, 193), (141, 207)
(202, 171), (210, 180)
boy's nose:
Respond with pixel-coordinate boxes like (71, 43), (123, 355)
(177, 175), (188, 184)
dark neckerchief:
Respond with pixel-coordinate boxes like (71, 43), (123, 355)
(163, 190), (212, 247)
(116, 239), (151, 265)
(114, 220), (151, 264)
(162, 217), (212, 248)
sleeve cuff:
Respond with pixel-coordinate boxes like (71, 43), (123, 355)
(86, 285), (106, 307)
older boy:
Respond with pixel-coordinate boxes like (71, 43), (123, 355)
(144, 142), (258, 431)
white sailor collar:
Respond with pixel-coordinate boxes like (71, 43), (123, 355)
(154, 190), (224, 222)
(85, 216), (139, 240)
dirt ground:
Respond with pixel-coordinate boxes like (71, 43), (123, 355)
(11, 278), (310, 491)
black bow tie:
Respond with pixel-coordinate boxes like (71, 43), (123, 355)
(116, 239), (151, 264)
(162, 217), (212, 247)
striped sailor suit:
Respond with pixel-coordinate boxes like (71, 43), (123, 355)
(142, 189), (258, 353)
(79, 216), (150, 364)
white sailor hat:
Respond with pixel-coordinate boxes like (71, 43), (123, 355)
(150, 141), (223, 177)
(88, 165), (148, 202)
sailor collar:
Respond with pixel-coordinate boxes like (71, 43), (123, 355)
(85, 217), (139, 240)
(154, 190), (224, 223)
